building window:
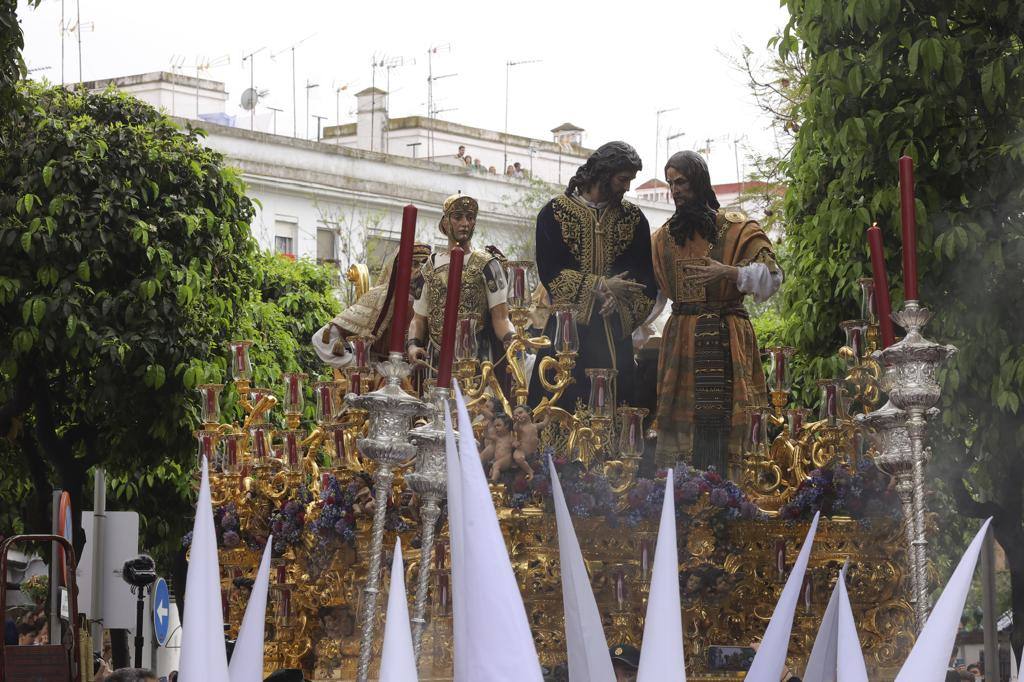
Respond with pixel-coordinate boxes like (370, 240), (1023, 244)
(316, 228), (337, 262)
(274, 219), (298, 258)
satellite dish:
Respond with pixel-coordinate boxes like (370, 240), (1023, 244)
(240, 88), (258, 110)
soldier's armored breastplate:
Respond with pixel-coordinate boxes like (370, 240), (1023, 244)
(423, 251), (491, 346)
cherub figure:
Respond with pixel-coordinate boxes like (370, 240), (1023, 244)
(477, 395), (502, 450)
(480, 413), (533, 482)
(511, 404), (550, 468)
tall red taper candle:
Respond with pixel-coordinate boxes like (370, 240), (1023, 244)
(898, 155), (919, 301)
(435, 247), (465, 389)
(388, 205), (418, 353)
(867, 223), (896, 348)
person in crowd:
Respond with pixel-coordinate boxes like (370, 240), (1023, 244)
(513, 161), (526, 177)
(457, 144), (467, 159)
(4, 616), (17, 645)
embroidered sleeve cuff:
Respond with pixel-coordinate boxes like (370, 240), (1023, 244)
(547, 269), (600, 325)
(614, 289), (656, 336)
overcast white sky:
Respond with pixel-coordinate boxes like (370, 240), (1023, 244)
(18, 0), (790, 185)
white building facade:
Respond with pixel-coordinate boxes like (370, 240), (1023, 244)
(82, 72), (674, 278)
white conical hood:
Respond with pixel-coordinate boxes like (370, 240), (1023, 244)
(803, 562), (868, 682)
(549, 456), (616, 682)
(178, 456), (230, 681)
(228, 535), (273, 682)
(835, 568), (869, 682)
(447, 385), (543, 681)
(894, 518), (993, 682)
(443, 405), (468, 682)
(637, 469), (687, 682)
(745, 512), (820, 682)
(379, 538), (418, 682)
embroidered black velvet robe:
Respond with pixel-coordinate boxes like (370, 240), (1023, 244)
(529, 194), (657, 410)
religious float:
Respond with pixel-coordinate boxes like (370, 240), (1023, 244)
(186, 160), (952, 681)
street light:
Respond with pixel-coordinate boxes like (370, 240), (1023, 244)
(504, 58), (542, 170)
(305, 81), (319, 139)
(655, 107), (679, 171)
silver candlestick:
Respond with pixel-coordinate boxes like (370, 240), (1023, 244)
(875, 300), (956, 629)
(350, 352), (428, 682)
(404, 385), (452, 661)
(857, 398), (918, 622)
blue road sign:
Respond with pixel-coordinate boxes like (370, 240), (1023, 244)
(152, 577), (171, 647)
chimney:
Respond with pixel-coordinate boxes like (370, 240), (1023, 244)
(551, 122), (584, 149)
(355, 87), (388, 152)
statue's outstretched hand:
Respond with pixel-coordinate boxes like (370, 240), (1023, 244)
(599, 272), (645, 317)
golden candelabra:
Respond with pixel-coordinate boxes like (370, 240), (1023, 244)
(189, 259), (923, 680)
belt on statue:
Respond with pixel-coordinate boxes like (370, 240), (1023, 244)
(671, 302), (749, 319)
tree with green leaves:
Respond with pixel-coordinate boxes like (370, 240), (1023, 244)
(778, 0), (1024, 660)
(0, 82), (340, 568)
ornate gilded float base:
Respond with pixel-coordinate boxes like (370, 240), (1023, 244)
(219, 508), (911, 681)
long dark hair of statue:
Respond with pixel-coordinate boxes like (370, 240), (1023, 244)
(665, 150), (720, 247)
(565, 141), (643, 199)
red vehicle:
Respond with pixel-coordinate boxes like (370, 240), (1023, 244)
(0, 534), (82, 682)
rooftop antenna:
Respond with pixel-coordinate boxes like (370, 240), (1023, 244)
(61, 6), (94, 84)
(504, 58), (542, 169)
(305, 80), (320, 139)
(267, 105), (283, 135)
(168, 55), (188, 116)
(194, 54), (230, 118)
(312, 114), (328, 141)
(426, 42), (453, 157)
(271, 33), (316, 138)
(381, 56), (414, 153)
(654, 106), (679, 171)
(241, 46), (267, 131)
(332, 80), (352, 126)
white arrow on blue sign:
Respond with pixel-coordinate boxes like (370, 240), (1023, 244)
(152, 577), (171, 647)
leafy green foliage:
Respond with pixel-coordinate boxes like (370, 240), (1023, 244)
(0, 83), (339, 569)
(778, 0), (1024, 659)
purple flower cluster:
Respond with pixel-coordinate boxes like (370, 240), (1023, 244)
(778, 457), (896, 521)
(309, 474), (360, 547)
(270, 486), (312, 556)
(182, 501), (243, 549)
(622, 465), (763, 526)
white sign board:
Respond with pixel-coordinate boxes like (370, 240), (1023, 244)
(76, 510), (140, 629)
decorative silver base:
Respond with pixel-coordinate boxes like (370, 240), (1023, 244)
(350, 352), (428, 682)
(405, 386), (452, 662)
(871, 301), (956, 630)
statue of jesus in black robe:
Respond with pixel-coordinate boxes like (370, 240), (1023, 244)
(528, 141), (657, 411)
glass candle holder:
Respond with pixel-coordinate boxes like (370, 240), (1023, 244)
(313, 381), (339, 424)
(585, 368), (616, 418)
(617, 407), (648, 457)
(249, 424), (272, 464)
(765, 347), (796, 393)
(282, 372), (307, 415)
(858, 277), (878, 325)
(454, 316), (478, 362)
(786, 407), (810, 437)
(348, 335), (372, 370)
(279, 429), (305, 469)
(840, 320), (868, 366)
(247, 388), (274, 424)
(195, 430), (219, 469)
(196, 384), (224, 425)
(221, 433), (243, 475)
(504, 260), (537, 310)
(817, 379), (848, 426)
(228, 341), (253, 382)
(553, 305), (579, 354)
(345, 368), (363, 396)
(745, 407), (769, 453)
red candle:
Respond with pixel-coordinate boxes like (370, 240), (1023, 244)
(389, 205), (418, 354)
(435, 246), (465, 389)
(349, 371), (361, 396)
(287, 374), (300, 407)
(513, 268), (526, 302)
(235, 345), (246, 373)
(898, 155), (919, 301)
(284, 432), (300, 467)
(750, 411), (762, 446)
(866, 223), (896, 348)
(595, 376), (607, 408)
(775, 350), (786, 387)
